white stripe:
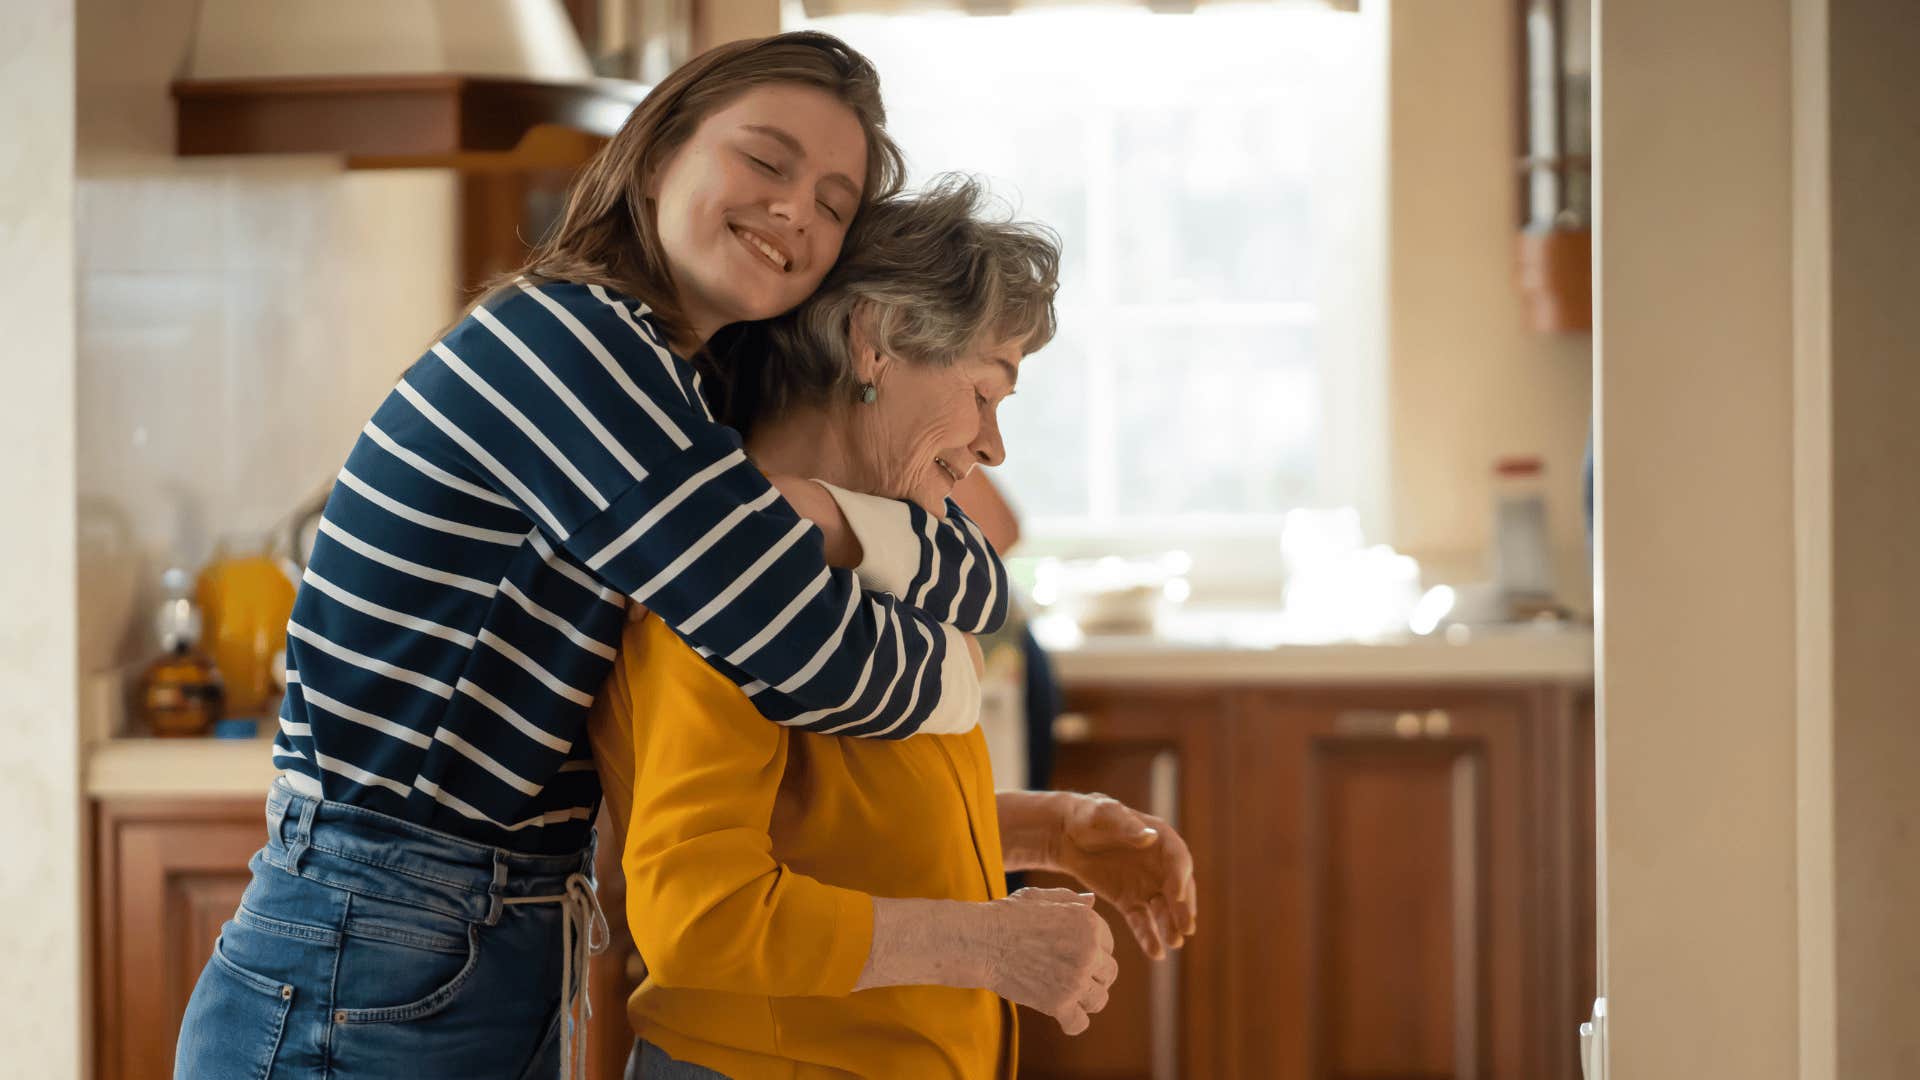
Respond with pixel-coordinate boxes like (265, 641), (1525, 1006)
(945, 543), (978, 626)
(726, 566), (831, 670)
(769, 580), (862, 695)
(311, 750), (412, 798)
(529, 532), (623, 608)
(472, 304), (649, 482)
(455, 677), (573, 753)
(315, 518), (497, 598)
(276, 768), (322, 796)
(285, 670), (301, 685)
(433, 728), (542, 796)
(298, 684), (434, 748)
(362, 420), (515, 508)
(431, 341), (610, 510)
(677, 517), (810, 635)
(497, 578), (615, 660)
(688, 368), (710, 420)
(588, 284), (691, 408)
(912, 511), (943, 610)
(278, 717), (312, 738)
(869, 616), (938, 737)
(478, 630), (595, 707)
(955, 513), (1001, 631)
(272, 745), (309, 762)
(336, 466), (525, 546)
(816, 604), (911, 735)
(397, 377), (570, 540)
(585, 450), (746, 571)
(287, 621), (455, 700)
(413, 775), (595, 833)
(302, 568), (479, 648)
(625, 487), (783, 604)
(519, 282), (692, 450)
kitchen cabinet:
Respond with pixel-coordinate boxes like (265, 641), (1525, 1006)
(93, 798), (264, 1080)
(89, 681), (1593, 1080)
(1019, 680), (1595, 1080)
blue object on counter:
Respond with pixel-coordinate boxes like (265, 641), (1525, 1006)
(213, 717), (260, 739)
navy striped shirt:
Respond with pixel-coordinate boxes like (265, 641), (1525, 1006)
(272, 280), (1008, 854)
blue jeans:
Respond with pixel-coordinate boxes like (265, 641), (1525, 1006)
(625, 1040), (731, 1079)
(174, 782), (595, 1079)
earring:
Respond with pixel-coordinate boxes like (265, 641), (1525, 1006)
(859, 383), (878, 405)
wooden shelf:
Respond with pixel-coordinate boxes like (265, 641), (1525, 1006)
(172, 74), (647, 170)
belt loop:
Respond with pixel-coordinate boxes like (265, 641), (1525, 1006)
(283, 794), (320, 874)
(485, 854), (507, 926)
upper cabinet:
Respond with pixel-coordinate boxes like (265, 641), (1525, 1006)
(1514, 0), (1593, 333)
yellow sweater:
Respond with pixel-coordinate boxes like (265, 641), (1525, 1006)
(588, 613), (1015, 1080)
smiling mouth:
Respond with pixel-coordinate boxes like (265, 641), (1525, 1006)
(934, 457), (962, 485)
(730, 225), (791, 272)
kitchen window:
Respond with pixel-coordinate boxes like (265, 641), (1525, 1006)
(789, 4), (1388, 598)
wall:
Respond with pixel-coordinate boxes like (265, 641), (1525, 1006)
(1387, 0), (1595, 609)
(0, 0), (83, 1074)
(75, 0), (459, 683)
(1595, 0), (1803, 1076)
(1826, 0), (1920, 1074)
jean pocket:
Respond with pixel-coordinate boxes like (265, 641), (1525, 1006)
(175, 932), (296, 1080)
(330, 892), (481, 1024)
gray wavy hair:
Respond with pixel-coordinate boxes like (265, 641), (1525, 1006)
(704, 173), (1061, 434)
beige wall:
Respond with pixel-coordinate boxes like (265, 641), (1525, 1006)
(1826, 0), (1920, 1075)
(1387, 0), (1595, 609)
(75, 0), (459, 681)
(0, 1), (84, 1074)
(1595, 0), (1802, 1076)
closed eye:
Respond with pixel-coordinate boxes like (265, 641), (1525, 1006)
(818, 199), (844, 224)
(745, 153), (782, 177)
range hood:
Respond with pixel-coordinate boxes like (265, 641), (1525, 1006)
(172, 0), (648, 169)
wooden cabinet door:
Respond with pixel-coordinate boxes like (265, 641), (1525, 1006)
(94, 798), (266, 1080)
(1017, 687), (1229, 1080)
(1225, 690), (1532, 1080)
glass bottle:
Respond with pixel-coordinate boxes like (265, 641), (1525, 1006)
(137, 568), (224, 737)
(1491, 456), (1557, 619)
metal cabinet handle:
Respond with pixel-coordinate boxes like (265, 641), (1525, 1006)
(1334, 709), (1454, 738)
(1053, 712), (1093, 743)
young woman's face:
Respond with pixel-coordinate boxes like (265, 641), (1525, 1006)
(848, 334), (1025, 516)
(651, 84), (868, 346)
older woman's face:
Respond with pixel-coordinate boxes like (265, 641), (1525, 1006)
(851, 335), (1023, 516)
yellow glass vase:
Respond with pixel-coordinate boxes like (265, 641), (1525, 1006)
(196, 535), (298, 717)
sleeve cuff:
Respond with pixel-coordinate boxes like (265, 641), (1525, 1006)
(917, 624), (982, 735)
(813, 480), (921, 598)
(814, 886), (878, 996)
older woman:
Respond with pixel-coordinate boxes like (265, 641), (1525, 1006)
(587, 176), (1196, 1080)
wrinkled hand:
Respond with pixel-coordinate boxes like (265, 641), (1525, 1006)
(981, 888), (1117, 1035)
(1052, 793), (1197, 961)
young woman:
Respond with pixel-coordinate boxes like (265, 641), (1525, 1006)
(174, 32), (1008, 1080)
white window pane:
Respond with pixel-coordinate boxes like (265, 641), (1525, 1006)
(995, 331), (1090, 518)
(1110, 324), (1319, 517)
(1113, 106), (1316, 303)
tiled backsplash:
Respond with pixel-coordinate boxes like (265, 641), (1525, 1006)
(76, 0), (458, 673)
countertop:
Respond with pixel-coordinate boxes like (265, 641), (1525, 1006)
(1038, 611), (1593, 685)
(85, 615), (1592, 798)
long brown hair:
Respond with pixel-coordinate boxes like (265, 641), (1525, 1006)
(468, 31), (907, 347)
